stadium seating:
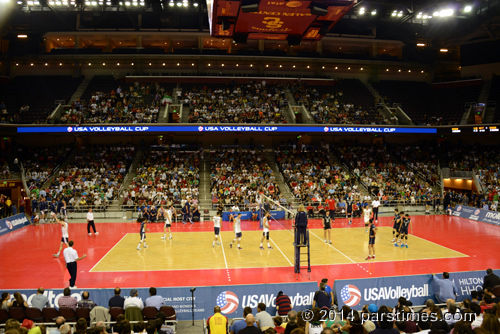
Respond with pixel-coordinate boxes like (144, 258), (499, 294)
(182, 82), (289, 123)
(210, 147), (283, 209)
(125, 145), (200, 208)
(0, 76), (83, 124)
(291, 79), (385, 125)
(60, 76), (173, 124)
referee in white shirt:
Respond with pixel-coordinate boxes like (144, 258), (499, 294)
(63, 240), (87, 288)
(87, 208), (99, 236)
(371, 198), (380, 222)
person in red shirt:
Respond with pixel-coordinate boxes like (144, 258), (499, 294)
(273, 316), (285, 333)
(326, 196), (336, 221)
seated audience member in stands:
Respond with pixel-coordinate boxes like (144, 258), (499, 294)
(238, 314), (262, 334)
(31, 288), (50, 311)
(145, 287), (164, 310)
(124, 289), (144, 309)
(11, 292), (28, 309)
(49, 317), (66, 334)
(109, 287), (125, 308)
(207, 306), (228, 334)
(284, 310), (299, 334)
(256, 303), (275, 331)
(1, 292), (12, 310)
(371, 306), (399, 334)
(77, 291), (97, 310)
(58, 288), (77, 310)
(273, 317), (285, 334)
(230, 307), (255, 334)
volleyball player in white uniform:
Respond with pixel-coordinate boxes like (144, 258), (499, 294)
(212, 211), (222, 247)
(229, 213), (243, 249)
(52, 213), (69, 257)
(159, 205), (173, 240)
(259, 211), (273, 249)
(363, 205), (373, 233)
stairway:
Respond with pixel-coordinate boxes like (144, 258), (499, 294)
(41, 147), (77, 190)
(69, 75), (93, 103)
(284, 88), (296, 105)
(198, 150), (212, 211)
(264, 150), (295, 205)
(478, 79), (492, 103)
(117, 148), (143, 206)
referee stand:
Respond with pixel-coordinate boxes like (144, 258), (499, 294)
(294, 228), (311, 277)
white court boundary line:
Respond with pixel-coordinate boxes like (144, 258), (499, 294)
(270, 237), (294, 267)
(308, 230), (357, 263)
(89, 233), (128, 272)
(218, 233), (232, 282)
(409, 234), (469, 257)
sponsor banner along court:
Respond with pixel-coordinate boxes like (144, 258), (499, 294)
(0, 213), (30, 237)
(336, 270), (500, 309)
(452, 205), (500, 226)
(1, 282), (318, 321)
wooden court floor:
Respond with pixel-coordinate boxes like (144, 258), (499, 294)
(0, 214), (498, 289)
(90, 227), (467, 272)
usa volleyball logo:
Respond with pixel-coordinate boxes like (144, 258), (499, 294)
(67, 127), (73, 132)
(457, 206), (462, 212)
(198, 126), (204, 132)
(340, 284), (361, 307)
(216, 291), (239, 314)
(474, 209), (480, 215)
(324, 127), (329, 132)
(5, 220), (13, 230)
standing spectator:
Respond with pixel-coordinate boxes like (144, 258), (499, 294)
(320, 279), (334, 307)
(63, 241), (87, 289)
(432, 272), (457, 303)
(31, 288), (50, 311)
(312, 283), (330, 309)
(109, 288), (125, 308)
(481, 268), (500, 300)
(276, 291), (292, 316)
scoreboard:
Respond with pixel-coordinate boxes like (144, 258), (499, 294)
(207, 0), (356, 43)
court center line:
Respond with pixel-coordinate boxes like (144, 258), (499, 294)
(269, 238), (294, 267)
(218, 233), (232, 282)
(89, 233), (128, 272)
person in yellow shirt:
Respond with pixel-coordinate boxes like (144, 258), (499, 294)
(207, 306), (228, 334)
(5, 197), (12, 217)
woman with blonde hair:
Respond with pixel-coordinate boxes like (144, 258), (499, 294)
(295, 204), (308, 246)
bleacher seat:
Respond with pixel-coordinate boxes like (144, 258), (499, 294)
(25, 307), (44, 321)
(58, 307), (77, 321)
(8, 307), (27, 321)
(42, 307), (59, 322)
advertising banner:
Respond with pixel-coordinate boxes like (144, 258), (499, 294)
(17, 125), (438, 134)
(0, 213), (30, 237)
(2, 282), (318, 321)
(452, 205), (500, 226)
(221, 210), (285, 221)
(335, 270), (500, 310)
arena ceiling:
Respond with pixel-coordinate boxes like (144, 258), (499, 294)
(0, 0), (499, 48)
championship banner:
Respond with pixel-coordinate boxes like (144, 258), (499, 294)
(0, 213), (30, 237)
(1, 282), (318, 321)
(452, 205), (500, 226)
(221, 210), (285, 221)
(335, 270), (500, 310)
(17, 125), (438, 134)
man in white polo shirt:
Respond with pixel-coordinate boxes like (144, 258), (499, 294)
(87, 208), (99, 236)
(63, 240), (87, 288)
(371, 198), (380, 222)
